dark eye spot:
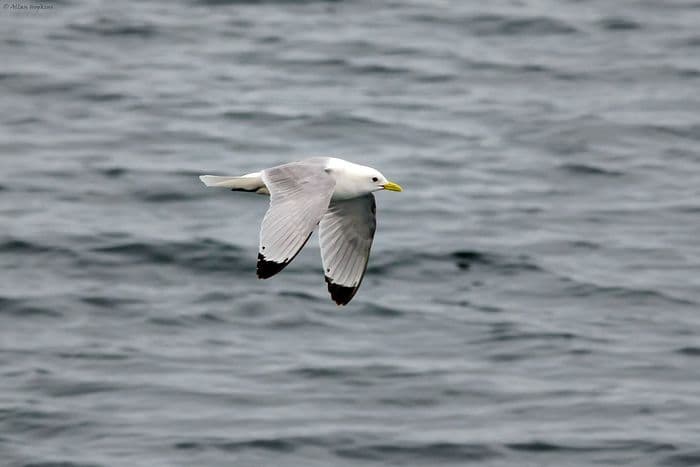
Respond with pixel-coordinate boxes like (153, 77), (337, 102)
(372, 177), (378, 182)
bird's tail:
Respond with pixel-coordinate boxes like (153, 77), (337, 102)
(199, 172), (267, 193)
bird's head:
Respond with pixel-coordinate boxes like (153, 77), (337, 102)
(361, 167), (403, 193)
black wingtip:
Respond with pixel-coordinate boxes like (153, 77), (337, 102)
(325, 276), (357, 306)
(257, 253), (288, 279)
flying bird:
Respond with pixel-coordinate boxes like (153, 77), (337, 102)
(199, 157), (402, 305)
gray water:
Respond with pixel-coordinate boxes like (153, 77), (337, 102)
(2, 0), (700, 466)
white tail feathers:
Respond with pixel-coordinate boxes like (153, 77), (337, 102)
(199, 172), (267, 193)
(199, 175), (242, 188)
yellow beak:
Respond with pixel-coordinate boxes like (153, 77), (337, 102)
(382, 181), (403, 192)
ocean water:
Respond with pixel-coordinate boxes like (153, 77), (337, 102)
(2, 0), (700, 466)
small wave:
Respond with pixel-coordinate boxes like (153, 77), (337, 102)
(291, 367), (345, 379)
(174, 437), (296, 452)
(80, 295), (140, 308)
(68, 17), (158, 38)
(463, 58), (581, 81)
(196, 291), (234, 303)
(676, 68), (700, 78)
(412, 13), (577, 35)
(478, 331), (580, 344)
(676, 347), (700, 356)
(57, 351), (129, 361)
(132, 189), (194, 203)
(335, 442), (500, 462)
(507, 441), (580, 452)
(303, 113), (392, 130)
(97, 167), (128, 178)
(147, 316), (184, 327)
(661, 450), (700, 466)
(414, 73), (458, 83)
(277, 290), (321, 302)
(452, 250), (492, 265)
(0, 71), (22, 81)
(95, 242), (177, 263)
(368, 249), (544, 278)
(180, 436), (496, 463)
(44, 381), (121, 398)
(93, 238), (245, 272)
(452, 250), (499, 271)
(0, 407), (52, 427)
(466, 59), (548, 74)
(487, 352), (530, 362)
(280, 56), (424, 80)
(451, 250), (543, 274)
(0, 239), (55, 254)
(22, 462), (102, 467)
(435, 298), (503, 313)
(354, 63), (410, 75)
(147, 311), (228, 327)
(559, 163), (623, 176)
(79, 92), (128, 102)
(377, 396), (438, 407)
(565, 283), (697, 306)
(290, 364), (440, 383)
(474, 15), (578, 35)
(642, 123), (700, 141)
(198, 312), (228, 323)
(263, 315), (336, 330)
(682, 36), (700, 48)
(6, 116), (42, 127)
(222, 110), (307, 124)
(464, 14), (577, 35)
(280, 57), (347, 68)
(568, 240), (600, 250)
(598, 17), (642, 31)
(507, 439), (675, 453)
(0, 238), (81, 272)
(0, 297), (62, 318)
(357, 303), (404, 317)
(9, 77), (81, 96)
(257, 34), (282, 44)
(365, 256), (414, 275)
(285, 112), (392, 141)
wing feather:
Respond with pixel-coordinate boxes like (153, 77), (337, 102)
(257, 160), (335, 279)
(318, 194), (376, 305)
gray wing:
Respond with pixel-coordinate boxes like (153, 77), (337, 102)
(257, 160), (335, 279)
(318, 194), (376, 305)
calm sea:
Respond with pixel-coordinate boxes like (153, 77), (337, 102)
(2, 0), (700, 466)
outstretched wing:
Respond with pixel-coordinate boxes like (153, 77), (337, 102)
(318, 194), (376, 305)
(257, 160), (335, 279)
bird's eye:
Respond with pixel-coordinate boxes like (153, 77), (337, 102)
(372, 177), (378, 182)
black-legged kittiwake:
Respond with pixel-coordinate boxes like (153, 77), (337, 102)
(199, 157), (402, 305)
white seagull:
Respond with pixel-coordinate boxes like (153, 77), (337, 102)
(199, 157), (402, 305)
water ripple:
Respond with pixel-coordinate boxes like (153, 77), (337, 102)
(3, 0), (700, 465)
(92, 238), (245, 272)
(68, 17), (159, 38)
(336, 441), (501, 462)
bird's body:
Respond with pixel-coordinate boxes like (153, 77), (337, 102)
(199, 157), (402, 305)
